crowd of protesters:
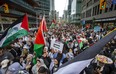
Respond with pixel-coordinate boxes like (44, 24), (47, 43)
(0, 24), (116, 74)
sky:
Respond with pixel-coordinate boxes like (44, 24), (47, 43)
(55, 0), (68, 17)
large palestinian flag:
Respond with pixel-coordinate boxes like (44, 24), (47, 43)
(34, 16), (46, 57)
(54, 29), (116, 74)
(0, 14), (29, 47)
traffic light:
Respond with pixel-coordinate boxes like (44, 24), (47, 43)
(100, 0), (106, 10)
(3, 3), (9, 13)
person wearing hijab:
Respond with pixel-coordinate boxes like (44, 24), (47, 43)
(32, 58), (47, 74)
(0, 59), (10, 74)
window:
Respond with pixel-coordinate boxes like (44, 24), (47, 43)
(95, 6), (97, 15)
(94, 0), (99, 2)
(82, 13), (85, 18)
(86, 9), (91, 17)
(82, 12), (86, 18)
(109, 4), (113, 11)
(87, 0), (92, 7)
(92, 7), (95, 16)
(105, 8), (108, 13)
(82, 5), (86, 10)
(115, 5), (116, 10)
(100, 10), (102, 14)
(97, 5), (99, 15)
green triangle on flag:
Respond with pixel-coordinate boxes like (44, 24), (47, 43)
(34, 44), (44, 57)
(78, 39), (83, 49)
(50, 23), (55, 28)
(50, 19), (56, 28)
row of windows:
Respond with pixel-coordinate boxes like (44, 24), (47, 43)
(94, 0), (99, 3)
(82, 0), (99, 9)
(87, 0), (92, 7)
(82, 4), (116, 18)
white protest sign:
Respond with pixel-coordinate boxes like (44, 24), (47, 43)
(50, 40), (64, 52)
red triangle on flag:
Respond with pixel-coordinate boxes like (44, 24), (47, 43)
(78, 39), (82, 44)
(35, 20), (46, 45)
(52, 19), (56, 24)
(21, 14), (29, 32)
(42, 16), (48, 32)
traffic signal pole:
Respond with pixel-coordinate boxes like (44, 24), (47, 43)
(100, 0), (106, 10)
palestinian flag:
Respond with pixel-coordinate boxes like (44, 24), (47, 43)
(50, 19), (56, 28)
(0, 14), (29, 47)
(54, 29), (116, 74)
(78, 39), (83, 49)
(34, 17), (46, 57)
(42, 15), (48, 32)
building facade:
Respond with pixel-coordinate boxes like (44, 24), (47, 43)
(49, 0), (56, 23)
(0, 0), (39, 31)
(70, 0), (82, 24)
(50, 0), (55, 11)
(0, 0), (50, 31)
(34, 0), (50, 24)
(63, 10), (68, 23)
(67, 0), (73, 23)
(81, 0), (116, 27)
(56, 11), (59, 23)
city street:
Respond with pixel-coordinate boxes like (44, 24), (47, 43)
(0, 0), (116, 74)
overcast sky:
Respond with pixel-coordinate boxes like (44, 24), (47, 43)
(55, 0), (68, 17)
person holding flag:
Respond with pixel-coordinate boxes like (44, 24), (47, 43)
(33, 15), (48, 65)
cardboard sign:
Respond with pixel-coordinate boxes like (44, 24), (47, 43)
(50, 40), (64, 52)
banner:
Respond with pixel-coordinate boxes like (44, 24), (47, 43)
(50, 40), (64, 52)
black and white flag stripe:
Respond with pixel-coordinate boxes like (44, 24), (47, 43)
(54, 29), (116, 74)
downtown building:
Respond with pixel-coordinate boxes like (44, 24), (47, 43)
(49, 0), (56, 23)
(67, 0), (73, 23)
(70, 0), (82, 24)
(0, 0), (50, 31)
(0, 0), (38, 31)
(49, 0), (60, 24)
(63, 10), (68, 23)
(35, 0), (50, 24)
(81, 0), (116, 28)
